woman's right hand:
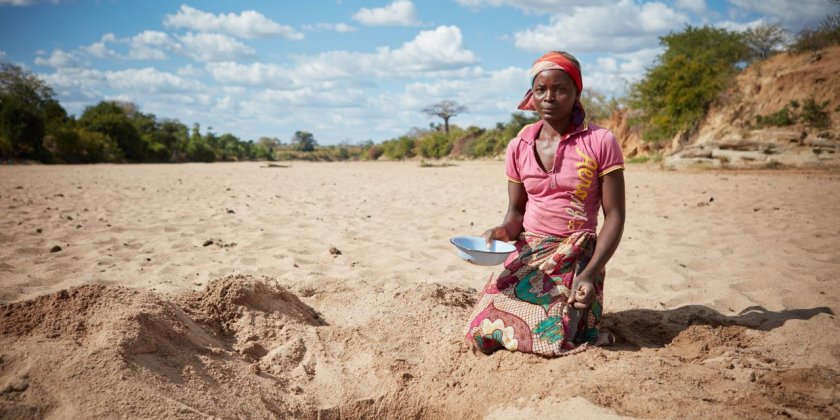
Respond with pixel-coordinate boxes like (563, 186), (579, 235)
(482, 225), (510, 248)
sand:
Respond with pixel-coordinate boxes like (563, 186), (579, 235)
(1, 161), (839, 419)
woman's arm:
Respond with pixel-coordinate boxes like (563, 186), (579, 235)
(482, 181), (528, 246)
(568, 170), (626, 309)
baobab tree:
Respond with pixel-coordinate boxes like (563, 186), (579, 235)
(423, 100), (467, 135)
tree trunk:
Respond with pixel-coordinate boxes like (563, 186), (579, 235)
(444, 117), (450, 134)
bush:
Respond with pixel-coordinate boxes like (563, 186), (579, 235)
(755, 105), (795, 127)
(366, 145), (383, 160)
(77, 129), (122, 162)
(0, 96), (47, 160)
(755, 98), (831, 129)
(418, 131), (453, 159)
(800, 98), (830, 129)
(790, 13), (840, 53)
(185, 137), (216, 162)
(0, 133), (12, 158)
(382, 136), (416, 160)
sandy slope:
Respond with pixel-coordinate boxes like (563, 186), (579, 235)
(1, 161), (839, 419)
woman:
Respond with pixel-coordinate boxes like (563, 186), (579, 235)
(465, 51), (625, 356)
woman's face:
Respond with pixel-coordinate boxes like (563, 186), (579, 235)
(531, 69), (578, 126)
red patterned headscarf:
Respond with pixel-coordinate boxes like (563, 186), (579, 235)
(517, 51), (583, 111)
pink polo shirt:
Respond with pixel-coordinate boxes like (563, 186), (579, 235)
(505, 120), (624, 237)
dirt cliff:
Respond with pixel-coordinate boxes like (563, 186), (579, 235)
(605, 46), (840, 168)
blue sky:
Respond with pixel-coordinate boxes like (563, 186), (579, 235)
(1, 0), (835, 144)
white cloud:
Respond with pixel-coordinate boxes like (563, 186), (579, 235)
(82, 33), (120, 59)
(256, 84), (367, 108)
(676, 0), (706, 14)
(177, 64), (202, 78)
(80, 30), (251, 62)
(298, 26), (477, 79)
(456, 0), (611, 14)
(205, 61), (296, 87)
(208, 25), (477, 86)
(40, 68), (102, 89)
(128, 31), (178, 60)
(513, 0), (689, 53)
(33, 49), (82, 68)
(352, 0), (419, 26)
(359, 66), (527, 137)
(302, 22), (357, 33)
(43, 67), (198, 95)
(716, 18), (769, 32)
(163, 5), (304, 40)
(586, 47), (661, 97)
(178, 32), (255, 62)
(728, 0), (834, 28)
(104, 68), (203, 93)
(390, 66), (524, 112)
(0, 50), (6, 60)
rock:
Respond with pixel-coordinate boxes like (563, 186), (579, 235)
(50, 245), (62, 253)
(329, 246), (342, 256)
(202, 240), (214, 247)
(680, 148), (713, 159)
(2, 379), (29, 393)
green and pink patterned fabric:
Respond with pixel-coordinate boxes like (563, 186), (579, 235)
(465, 231), (611, 356)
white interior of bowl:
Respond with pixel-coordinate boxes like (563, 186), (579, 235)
(450, 236), (515, 254)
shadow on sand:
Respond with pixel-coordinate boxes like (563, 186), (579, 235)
(601, 304), (834, 350)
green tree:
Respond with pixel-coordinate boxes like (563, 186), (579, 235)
(217, 133), (243, 161)
(629, 25), (750, 143)
(0, 97), (45, 159)
(255, 136), (279, 160)
(157, 119), (189, 162)
(78, 101), (146, 161)
(185, 123), (215, 162)
(0, 62), (61, 160)
(291, 130), (317, 152)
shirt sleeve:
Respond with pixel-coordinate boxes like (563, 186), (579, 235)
(505, 138), (522, 183)
(597, 130), (624, 177)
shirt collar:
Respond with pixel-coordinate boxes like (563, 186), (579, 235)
(518, 119), (589, 145)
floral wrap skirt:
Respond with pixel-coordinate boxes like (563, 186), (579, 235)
(464, 231), (611, 356)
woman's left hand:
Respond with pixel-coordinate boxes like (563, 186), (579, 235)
(567, 272), (595, 310)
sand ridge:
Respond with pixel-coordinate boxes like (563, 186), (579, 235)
(1, 162), (839, 418)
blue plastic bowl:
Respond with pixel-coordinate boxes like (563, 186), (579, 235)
(449, 236), (516, 266)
